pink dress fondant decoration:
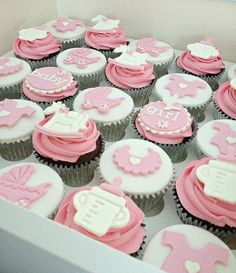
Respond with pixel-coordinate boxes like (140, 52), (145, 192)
(64, 48), (100, 69)
(0, 57), (23, 76)
(0, 99), (35, 127)
(136, 37), (170, 57)
(53, 18), (83, 32)
(81, 87), (124, 113)
(210, 121), (236, 161)
(161, 231), (228, 273)
(165, 74), (206, 98)
(0, 165), (51, 208)
(113, 145), (161, 175)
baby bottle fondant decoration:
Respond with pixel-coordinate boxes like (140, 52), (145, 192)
(72, 178), (130, 236)
(136, 37), (170, 57)
(53, 18), (83, 32)
(64, 48), (101, 68)
(0, 99), (35, 127)
(161, 231), (229, 273)
(87, 15), (120, 32)
(0, 164), (51, 208)
(0, 57), (23, 76)
(19, 28), (48, 41)
(81, 87), (124, 113)
(165, 74), (206, 98)
(187, 40), (219, 60)
(196, 159), (236, 204)
(113, 145), (161, 175)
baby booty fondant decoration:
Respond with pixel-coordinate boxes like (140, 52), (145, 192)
(187, 39), (219, 60)
(136, 37), (170, 57)
(87, 15), (120, 32)
(0, 57), (23, 76)
(19, 28), (48, 41)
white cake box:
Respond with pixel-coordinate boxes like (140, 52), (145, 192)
(1, 1), (236, 272)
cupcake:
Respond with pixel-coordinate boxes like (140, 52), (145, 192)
(46, 17), (86, 49)
(13, 27), (62, 70)
(84, 15), (128, 59)
(133, 99), (197, 163)
(55, 178), (146, 255)
(195, 119), (236, 160)
(104, 45), (156, 107)
(213, 80), (236, 120)
(56, 48), (106, 90)
(128, 37), (175, 77)
(174, 158), (236, 237)
(143, 224), (236, 272)
(226, 63), (236, 81)
(0, 162), (63, 218)
(155, 73), (212, 122)
(0, 56), (31, 100)
(176, 39), (225, 90)
(0, 99), (44, 161)
(22, 67), (78, 109)
(32, 105), (104, 187)
(99, 139), (175, 216)
(73, 86), (134, 141)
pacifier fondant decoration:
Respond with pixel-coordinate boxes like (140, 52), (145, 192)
(136, 37), (170, 57)
(161, 231), (229, 273)
(187, 41), (219, 60)
(19, 28), (48, 41)
(0, 164), (51, 208)
(196, 159), (236, 204)
(165, 74), (206, 98)
(0, 99), (35, 127)
(64, 48), (101, 69)
(108, 45), (147, 70)
(113, 145), (161, 175)
(53, 17), (83, 32)
(87, 15), (120, 32)
(72, 177), (130, 237)
(0, 57), (23, 76)
(81, 87), (124, 113)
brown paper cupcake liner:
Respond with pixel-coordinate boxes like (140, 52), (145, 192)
(172, 187), (236, 239)
(0, 137), (33, 161)
(212, 99), (234, 120)
(175, 57), (225, 91)
(33, 135), (105, 187)
(153, 52), (175, 78)
(132, 110), (198, 163)
(73, 69), (105, 90)
(61, 35), (85, 50)
(0, 82), (22, 100)
(104, 75), (156, 107)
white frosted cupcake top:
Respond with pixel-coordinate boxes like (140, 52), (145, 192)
(56, 48), (107, 76)
(226, 64), (236, 81)
(0, 162), (63, 217)
(0, 57), (31, 88)
(155, 73), (212, 107)
(128, 37), (174, 64)
(73, 86), (134, 123)
(99, 139), (173, 196)
(0, 99), (44, 143)
(196, 119), (236, 160)
(46, 18), (86, 41)
(143, 224), (236, 273)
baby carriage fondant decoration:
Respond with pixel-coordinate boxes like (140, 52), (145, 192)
(0, 164), (51, 208)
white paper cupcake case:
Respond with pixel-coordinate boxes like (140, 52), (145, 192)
(0, 82), (22, 100)
(0, 137), (33, 161)
(73, 69), (104, 91)
(175, 57), (225, 91)
(153, 52), (175, 78)
(33, 135), (105, 187)
(132, 110), (198, 163)
(212, 100), (234, 120)
(61, 35), (85, 50)
(104, 76), (156, 107)
(172, 188), (236, 239)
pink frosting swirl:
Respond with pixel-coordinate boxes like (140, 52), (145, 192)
(176, 157), (236, 227)
(106, 63), (155, 89)
(85, 27), (128, 50)
(177, 51), (225, 76)
(33, 116), (100, 162)
(54, 186), (145, 254)
(22, 80), (78, 102)
(215, 81), (236, 119)
(13, 33), (62, 60)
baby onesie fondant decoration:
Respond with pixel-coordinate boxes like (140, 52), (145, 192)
(64, 48), (101, 68)
(53, 18), (83, 32)
(81, 87), (124, 113)
(136, 37), (170, 57)
(113, 145), (161, 175)
(0, 57), (23, 76)
(0, 164), (51, 208)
